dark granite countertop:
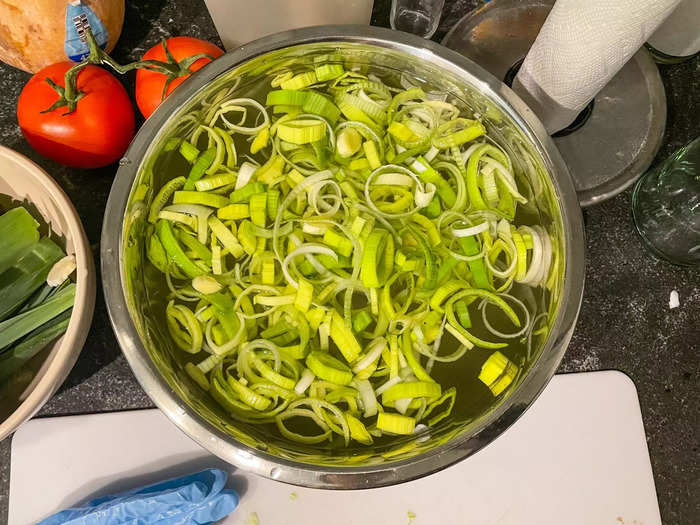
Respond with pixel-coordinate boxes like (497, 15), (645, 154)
(0, 0), (697, 523)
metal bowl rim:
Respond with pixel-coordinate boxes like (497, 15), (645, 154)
(101, 25), (585, 489)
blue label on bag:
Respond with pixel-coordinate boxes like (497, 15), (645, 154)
(64, 1), (109, 62)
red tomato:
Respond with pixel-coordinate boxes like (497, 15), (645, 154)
(17, 62), (135, 169)
(135, 37), (224, 119)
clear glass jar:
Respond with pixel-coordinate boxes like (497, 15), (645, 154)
(632, 137), (700, 266)
(390, 0), (445, 38)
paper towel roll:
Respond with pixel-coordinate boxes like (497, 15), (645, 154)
(647, 0), (700, 58)
(513, 0), (682, 134)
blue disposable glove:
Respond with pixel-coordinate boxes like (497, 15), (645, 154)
(38, 468), (239, 525)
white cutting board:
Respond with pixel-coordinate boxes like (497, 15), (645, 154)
(9, 371), (661, 525)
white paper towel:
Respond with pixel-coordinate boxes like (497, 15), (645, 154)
(513, 0), (682, 134)
(647, 0), (700, 57)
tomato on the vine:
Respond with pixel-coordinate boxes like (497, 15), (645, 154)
(135, 37), (224, 119)
(17, 62), (135, 169)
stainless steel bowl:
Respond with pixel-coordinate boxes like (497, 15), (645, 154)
(102, 26), (585, 489)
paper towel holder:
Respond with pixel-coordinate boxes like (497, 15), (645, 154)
(442, 0), (667, 207)
(502, 58), (595, 138)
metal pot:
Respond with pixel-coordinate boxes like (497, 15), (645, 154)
(102, 26), (585, 489)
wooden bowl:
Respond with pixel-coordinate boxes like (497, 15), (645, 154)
(0, 146), (96, 441)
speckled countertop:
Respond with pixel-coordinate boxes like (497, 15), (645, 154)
(0, 0), (698, 523)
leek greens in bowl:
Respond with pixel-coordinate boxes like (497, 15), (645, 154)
(104, 27), (584, 489)
(0, 146), (95, 441)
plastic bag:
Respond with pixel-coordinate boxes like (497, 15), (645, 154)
(38, 468), (238, 525)
(65, 0), (110, 62)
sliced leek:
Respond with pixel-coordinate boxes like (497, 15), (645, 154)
(139, 68), (555, 450)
